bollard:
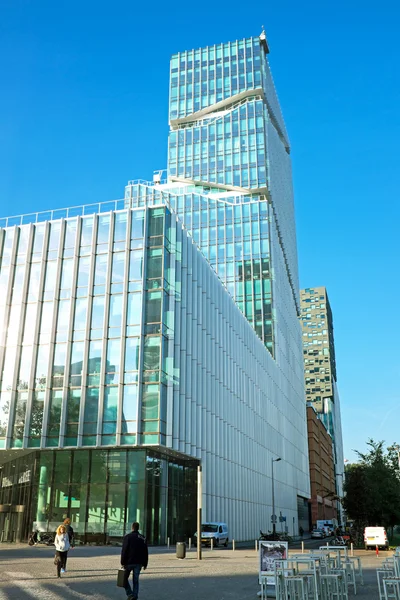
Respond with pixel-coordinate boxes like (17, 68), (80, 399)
(167, 537), (170, 549)
(232, 539), (235, 552)
(255, 539), (258, 552)
(301, 541), (304, 554)
(211, 538), (214, 550)
(189, 537), (191, 551)
(351, 542), (354, 557)
(376, 545), (379, 558)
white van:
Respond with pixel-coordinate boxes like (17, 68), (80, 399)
(194, 522), (229, 547)
(364, 526), (389, 550)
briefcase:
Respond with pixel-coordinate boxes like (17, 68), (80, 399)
(117, 568), (126, 587)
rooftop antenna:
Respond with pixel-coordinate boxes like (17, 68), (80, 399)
(259, 25), (270, 54)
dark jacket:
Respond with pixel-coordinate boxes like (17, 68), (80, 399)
(121, 531), (148, 568)
(65, 524), (74, 546)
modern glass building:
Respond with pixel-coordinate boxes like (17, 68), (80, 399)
(0, 31), (310, 543)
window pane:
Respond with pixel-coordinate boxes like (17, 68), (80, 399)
(94, 255), (108, 286)
(60, 259), (74, 289)
(145, 291), (162, 323)
(111, 253), (125, 283)
(84, 387), (99, 424)
(91, 296), (105, 330)
(97, 215), (110, 244)
(114, 212), (127, 241)
(106, 339), (120, 373)
(131, 210), (144, 239)
(103, 387), (118, 421)
(80, 217), (93, 246)
(77, 256), (91, 287)
(141, 384), (159, 419)
(74, 298), (88, 330)
(122, 385), (138, 422)
(109, 295), (122, 328)
(143, 337), (161, 371)
(64, 219), (78, 248)
(129, 250), (143, 281)
(127, 294), (142, 325)
(88, 340), (102, 374)
(125, 338), (139, 372)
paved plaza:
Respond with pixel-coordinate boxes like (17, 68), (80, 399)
(0, 544), (388, 599)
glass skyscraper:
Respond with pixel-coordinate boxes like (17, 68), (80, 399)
(0, 32), (310, 544)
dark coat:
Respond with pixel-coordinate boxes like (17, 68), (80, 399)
(65, 524), (74, 546)
(121, 531), (148, 568)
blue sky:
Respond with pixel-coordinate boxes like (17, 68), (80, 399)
(1, 1), (399, 462)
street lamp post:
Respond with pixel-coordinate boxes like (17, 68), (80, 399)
(271, 457), (281, 536)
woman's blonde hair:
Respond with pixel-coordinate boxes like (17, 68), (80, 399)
(56, 524), (66, 536)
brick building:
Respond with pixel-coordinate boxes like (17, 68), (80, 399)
(307, 404), (337, 527)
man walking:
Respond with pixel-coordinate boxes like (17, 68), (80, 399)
(121, 522), (148, 600)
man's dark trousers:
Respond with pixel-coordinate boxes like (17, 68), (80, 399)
(123, 564), (141, 599)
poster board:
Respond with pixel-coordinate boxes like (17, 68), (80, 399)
(259, 541), (288, 585)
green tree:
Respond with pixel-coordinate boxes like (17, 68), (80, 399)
(343, 439), (400, 542)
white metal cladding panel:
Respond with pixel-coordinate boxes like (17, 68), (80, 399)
(167, 214), (309, 541)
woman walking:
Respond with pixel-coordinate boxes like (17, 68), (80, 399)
(54, 524), (70, 578)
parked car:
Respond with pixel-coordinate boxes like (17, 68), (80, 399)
(364, 526), (389, 550)
(194, 522), (229, 547)
(311, 528), (326, 539)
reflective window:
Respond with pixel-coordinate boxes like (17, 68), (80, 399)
(129, 250), (143, 281)
(27, 263), (42, 302)
(83, 387), (99, 430)
(111, 253), (125, 283)
(127, 294), (142, 325)
(103, 386), (118, 425)
(131, 210), (144, 239)
(28, 390), (45, 446)
(64, 219), (78, 249)
(77, 256), (91, 287)
(108, 295), (123, 328)
(65, 389), (81, 444)
(125, 338), (140, 373)
(23, 303), (38, 344)
(106, 339), (120, 374)
(74, 297), (88, 331)
(122, 385), (138, 426)
(91, 296), (105, 331)
(114, 212), (127, 242)
(48, 222), (61, 252)
(69, 342), (85, 386)
(145, 291), (162, 324)
(94, 255), (108, 285)
(97, 215), (111, 245)
(143, 337), (161, 371)
(46, 390), (63, 445)
(35, 344), (50, 388)
(141, 384), (159, 419)
(32, 224), (45, 257)
(17, 345), (32, 389)
(80, 217), (94, 247)
(60, 259), (74, 290)
(17, 226), (30, 255)
(52, 344), (67, 387)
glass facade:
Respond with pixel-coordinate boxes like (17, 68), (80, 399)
(0, 448), (197, 544)
(0, 208), (176, 450)
(125, 185), (274, 352)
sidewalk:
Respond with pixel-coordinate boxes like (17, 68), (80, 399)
(0, 543), (389, 599)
